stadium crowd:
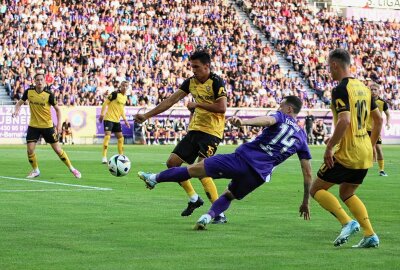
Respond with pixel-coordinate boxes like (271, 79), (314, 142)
(1, 0), (398, 109)
(243, 0), (400, 109)
(0, 0), (314, 109)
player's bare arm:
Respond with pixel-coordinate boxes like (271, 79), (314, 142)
(12, 99), (25, 117)
(299, 158), (312, 220)
(324, 111), (350, 168)
(187, 96), (227, 114)
(230, 115), (277, 127)
(370, 109), (383, 146)
(134, 90), (187, 124)
(99, 99), (110, 123)
(53, 104), (62, 134)
(384, 109), (391, 129)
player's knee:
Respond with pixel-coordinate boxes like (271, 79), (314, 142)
(309, 184), (320, 198)
(222, 190), (235, 201)
(339, 193), (354, 202)
(166, 159), (180, 168)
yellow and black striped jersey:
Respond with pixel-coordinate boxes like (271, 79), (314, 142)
(22, 87), (56, 128)
(367, 97), (388, 131)
(102, 91), (128, 123)
(331, 77), (378, 169)
(180, 73), (226, 139)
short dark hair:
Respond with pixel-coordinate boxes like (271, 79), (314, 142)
(283, 95), (303, 114)
(329, 48), (351, 67)
(34, 73), (44, 79)
(190, 50), (211, 65)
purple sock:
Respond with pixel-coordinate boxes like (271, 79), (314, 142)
(207, 194), (231, 218)
(156, 167), (191, 183)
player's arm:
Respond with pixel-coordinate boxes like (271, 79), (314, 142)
(370, 108), (383, 146)
(188, 96), (227, 113)
(12, 89), (29, 117)
(134, 90), (187, 124)
(383, 102), (390, 129)
(230, 115), (277, 127)
(121, 105), (130, 128)
(299, 158), (312, 220)
(384, 110), (390, 129)
(53, 104), (62, 134)
(12, 99), (25, 117)
(325, 111), (350, 167)
(99, 99), (110, 123)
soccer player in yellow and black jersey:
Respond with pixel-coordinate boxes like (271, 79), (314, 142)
(99, 81), (130, 164)
(12, 73), (81, 179)
(310, 49), (383, 248)
(367, 83), (391, 176)
(134, 51), (228, 223)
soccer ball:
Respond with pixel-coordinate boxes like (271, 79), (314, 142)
(108, 154), (131, 177)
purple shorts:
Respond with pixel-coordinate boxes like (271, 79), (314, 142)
(204, 153), (265, 200)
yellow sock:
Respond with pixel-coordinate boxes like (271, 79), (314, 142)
(28, 153), (38, 170)
(344, 195), (375, 236)
(117, 137), (124, 155)
(314, 190), (352, 225)
(102, 135), (111, 157)
(377, 160), (384, 171)
(179, 180), (196, 197)
(58, 150), (72, 169)
(200, 177), (219, 203)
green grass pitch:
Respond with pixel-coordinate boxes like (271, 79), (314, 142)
(0, 144), (399, 270)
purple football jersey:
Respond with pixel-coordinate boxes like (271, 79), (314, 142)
(235, 111), (311, 181)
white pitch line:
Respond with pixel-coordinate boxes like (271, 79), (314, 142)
(0, 189), (108, 193)
(0, 176), (112, 191)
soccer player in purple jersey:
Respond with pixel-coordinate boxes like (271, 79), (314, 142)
(138, 96), (313, 230)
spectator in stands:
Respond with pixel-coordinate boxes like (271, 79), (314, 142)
(175, 118), (187, 142)
(305, 111), (315, 144)
(61, 119), (74, 145)
(313, 119), (327, 145)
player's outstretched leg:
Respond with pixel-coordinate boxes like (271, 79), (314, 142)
(138, 172), (158, 189)
(193, 214), (212, 230)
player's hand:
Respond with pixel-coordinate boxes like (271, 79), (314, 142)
(229, 116), (242, 127)
(99, 115), (104, 123)
(299, 203), (310, 220)
(56, 124), (62, 134)
(12, 110), (19, 118)
(386, 123), (391, 130)
(187, 102), (197, 113)
(124, 120), (131, 128)
(324, 147), (335, 169)
(134, 114), (147, 124)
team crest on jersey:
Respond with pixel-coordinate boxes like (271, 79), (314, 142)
(206, 86), (211, 92)
(335, 98), (346, 111)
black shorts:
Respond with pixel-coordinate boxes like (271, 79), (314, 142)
(26, 126), (58, 144)
(104, 120), (122, 133)
(317, 161), (368, 185)
(172, 130), (222, 164)
(367, 131), (382, 144)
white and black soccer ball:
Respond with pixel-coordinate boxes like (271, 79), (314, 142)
(108, 154), (131, 177)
